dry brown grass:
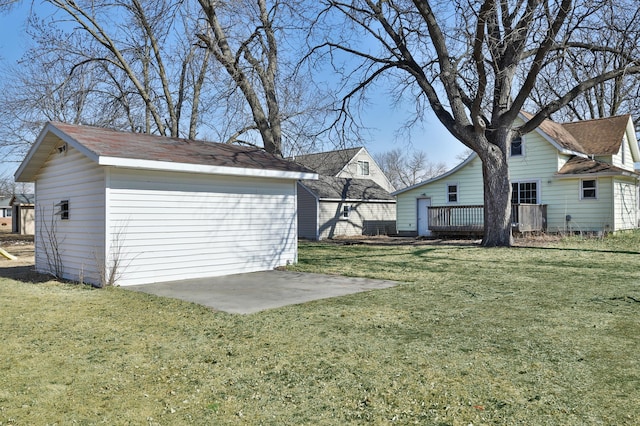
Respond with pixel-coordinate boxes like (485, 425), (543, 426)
(0, 232), (639, 424)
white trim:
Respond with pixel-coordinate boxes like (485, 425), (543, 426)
(625, 117), (640, 162)
(446, 182), (459, 204)
(516, 112), (588, 158)
(580, 178), (598, 200)
(511, 179), (541, 204)
(335, 147), (366, 176)
(318, 198), (395, 203)
(98, 156), (317, 180)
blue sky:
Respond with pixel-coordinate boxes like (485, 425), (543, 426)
(0, 3), (467, 178)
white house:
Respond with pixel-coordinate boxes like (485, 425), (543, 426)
(293, 147), (396, 239)
(15, 122), (316, 286)
(394, 113), (640, 236)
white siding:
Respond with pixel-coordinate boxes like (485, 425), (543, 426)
(34, 143), (105, 284)
(337, 149), (396, 193)
(107, 168), (297, 286)
(545, 177), (614, 233)
(297, 183), (318, 239)
(318, 200), (396, 239)
(613, 178), (639, 230)
(608, 134), (635, 171)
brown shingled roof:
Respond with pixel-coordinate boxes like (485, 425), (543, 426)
(520, 112), (631, 156)
(562, 115), (631, 155)
(520, 111), (586, 153)
(50, 122), (313, 173)
(556, 156), (639, 177)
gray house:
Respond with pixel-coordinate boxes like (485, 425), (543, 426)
(293, 147), (396, 240)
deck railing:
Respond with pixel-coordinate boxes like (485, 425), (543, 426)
(427, 204), (547, 235)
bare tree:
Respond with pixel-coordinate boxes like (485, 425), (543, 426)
(1, 0), (331, 163)
(0, 0), (214, 165)
(316, 0), (640, 246)
(195, 0), (328, 156)
(375, 148), (447, 190)
(527, 2), (640, 125)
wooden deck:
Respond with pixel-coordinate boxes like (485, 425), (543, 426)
(427, 204), (547, 235)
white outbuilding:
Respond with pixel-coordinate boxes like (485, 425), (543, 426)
(15, 122), (316, 286)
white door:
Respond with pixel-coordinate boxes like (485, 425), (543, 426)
(417, 198), (431, 236)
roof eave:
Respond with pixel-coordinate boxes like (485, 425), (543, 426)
(392, 152), (478, 195)
(99, 156), (318, 180)
(318, 197), (395, 202)
(15, 123), (100, 182)
(554, 171), (640, 179)
(625, 117), (640, 162)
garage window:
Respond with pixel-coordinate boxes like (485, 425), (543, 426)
(56, 200), (69, 220)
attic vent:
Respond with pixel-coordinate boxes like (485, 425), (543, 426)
(55, 200), (69, 220)
(57, 143), (67, 154)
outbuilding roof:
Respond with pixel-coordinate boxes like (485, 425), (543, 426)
(299, 176), (395, 201)
(16, 122), (317, 182)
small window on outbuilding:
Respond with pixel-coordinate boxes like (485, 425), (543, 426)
(56, 200), (69, 220)
(581, 180), (597, 199)
(510, 136), (523, 157)
(447, 184), (458, 203)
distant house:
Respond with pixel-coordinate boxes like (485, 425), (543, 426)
(0, 197), (11, 230)
(293, 147), (396, 239)
(394, 113), (640, 236)
(15, 122), (316, 286)
(11, 193), (34, 235)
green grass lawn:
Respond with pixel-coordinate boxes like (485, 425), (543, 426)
(1, 234), (639, 425)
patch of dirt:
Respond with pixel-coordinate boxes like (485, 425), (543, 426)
(0, 233), (43, 281)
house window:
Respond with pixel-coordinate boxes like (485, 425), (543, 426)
(510, 136), (523, 157)
(357, 160), (370, 176)
(511, 181), (538, 204)
(447, 184), (458, 203)
(581, 179), (597, 199)
(56, 200), (69, 220)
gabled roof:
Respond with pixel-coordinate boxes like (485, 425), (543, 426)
(556, 156), (640, 178)
(0, 197), (12, 208)
(562, 115), (632, 155)
(292, 147), (362, 176)
(16, 122), (317, 182)
(520, 111), (586, 154)
(392, 152), (477, 196)
(520, 111), (637, 159)
(299, 176), (395, 201)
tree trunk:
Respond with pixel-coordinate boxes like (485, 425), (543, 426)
(479, 145), (513, 247)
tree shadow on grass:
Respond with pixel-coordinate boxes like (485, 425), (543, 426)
(515, 245), (640, 255)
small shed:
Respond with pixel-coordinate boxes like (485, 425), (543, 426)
(15, 122), (316, 286)
(10, 193), (35, 235)
(0, 197), (11, 229)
